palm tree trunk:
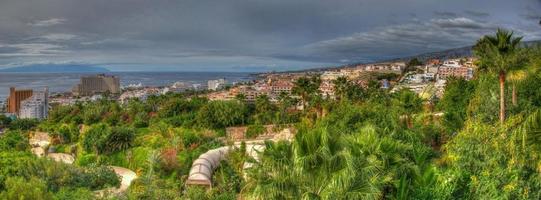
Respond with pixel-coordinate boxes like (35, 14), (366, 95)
(512, 83), (517, 106)
(407, 116), (413, 129)
(499, 72), (506, 123)
(302, 94), (307, 111)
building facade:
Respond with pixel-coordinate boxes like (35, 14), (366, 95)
(19, 88), (48, 119)
(72, 74), (120, 96)
(208, 78), (226, 91)
(6, 87), (33, 114)
(438, 66), (473, 80)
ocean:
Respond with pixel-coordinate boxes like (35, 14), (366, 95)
(0, 72), (255, 100)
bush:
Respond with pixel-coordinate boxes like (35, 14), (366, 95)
(177, 128), (202, 149)
(100, 151), (129, 168)
(76, 154), (98, 167)
(81, 166), (121, 190)
(82, 124), (135, 154)
(246, 124), (265, 138)
(0, 151), (34, 190)
(159, 147), (179, 173)
(133, 112), (149, 128)
(104, 126), (135, 153)
(0, 176), (52, 200)
(196, 100), (248, 129)
(82, 123), (109, 154)
(127, 176), (182, 200)
(52, 188), (94, 200)
(0, 130), (29, 152)
(53, 124), (79, 144)
(9, 118), (38, 131)
(82, 105), (105, 125)
(0, 114), (12, 128)
(128, 147), (152, 173)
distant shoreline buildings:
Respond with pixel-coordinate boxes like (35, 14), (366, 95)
(0, 57), (477, 116)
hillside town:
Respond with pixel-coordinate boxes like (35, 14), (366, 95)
(207, 57), (476, 103)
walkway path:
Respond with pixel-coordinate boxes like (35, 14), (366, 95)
(95, 166), (138, 196)
(28, 131), (137, 194)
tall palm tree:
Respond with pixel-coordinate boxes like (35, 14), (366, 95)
(473, 29), (523, 123)
(509, 46), (541, 107)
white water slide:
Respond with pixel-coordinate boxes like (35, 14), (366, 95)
(186, 127), (294, 187)
(186, 142), (265, 187)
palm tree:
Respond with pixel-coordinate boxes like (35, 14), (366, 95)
(255, 94), (276, 124)
(245, 125), (384, 199)
(293, 126), (384, 199)
(509, 47), (541, 107)
(516, 109), (541, 151)
(278, 91), (294, 110)
(243, 141), (299, 199)
(292, 76), (321, 110)
(276, 91), (297, 124)
(395, 89), (423, 128)
(292, 77), (311, 109)
(473, 29), (523, 123)
(507, 69), (527, 106)
(235, 93), (246, 102)
(333, 76), (349, 101)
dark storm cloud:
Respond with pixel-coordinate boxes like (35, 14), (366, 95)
(521, 13), (541, 20)
(521, 7), (541, 21)
(0, 0), (539, 71)
(291, 16), (522, 63)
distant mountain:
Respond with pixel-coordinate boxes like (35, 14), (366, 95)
(0, 64), (110, 73)
(386, 46), (473, 63)
(387, 40), (541, 63)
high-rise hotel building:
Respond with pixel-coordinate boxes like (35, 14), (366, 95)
(72, 74), (120, 96)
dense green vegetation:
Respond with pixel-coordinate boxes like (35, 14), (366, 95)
(0, 29), (541, 199)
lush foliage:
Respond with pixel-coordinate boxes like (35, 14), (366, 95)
(1, 29), (540, 199)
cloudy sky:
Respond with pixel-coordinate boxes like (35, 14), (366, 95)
(0, 0), (540, 72)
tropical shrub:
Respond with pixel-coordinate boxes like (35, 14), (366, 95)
(246, 124), (265, 138)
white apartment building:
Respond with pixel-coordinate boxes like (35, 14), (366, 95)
(208, 78), (227, 91)
(442, 60), (461, 68)
(19, 88), (48, 119)
(321, 71), (345, 81)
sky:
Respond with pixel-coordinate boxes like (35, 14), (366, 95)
(0, 0), (540, 72)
